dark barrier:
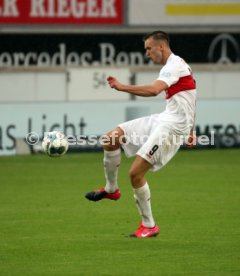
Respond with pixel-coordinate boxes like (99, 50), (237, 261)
(0, 33), (239, 67)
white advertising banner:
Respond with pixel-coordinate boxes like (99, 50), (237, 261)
(0, 68), (131, 102)
(0, 99), (240, 155)
(67, 68), (131, 101)
(129, 0), (240, 26)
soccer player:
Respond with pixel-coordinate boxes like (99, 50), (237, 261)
(85, 31), (197, 238)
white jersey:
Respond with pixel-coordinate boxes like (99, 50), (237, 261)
(119, 53), (197, 171)
(157, 53), (197, 134)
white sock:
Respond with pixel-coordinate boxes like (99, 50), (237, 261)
(133, 183), (155, 228)
(104, 149), (121, 193)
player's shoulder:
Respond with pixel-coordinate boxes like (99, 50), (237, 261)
(160, 54), (181, 73)
(159, 53), (192, 79)
(168, 54), (192, 73)
(168, 53), (188, 65)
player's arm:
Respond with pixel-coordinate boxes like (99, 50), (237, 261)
(107, 76), (168, 97)
(186, 127), (197, 148)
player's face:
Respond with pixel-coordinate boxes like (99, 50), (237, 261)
(144, 38), (164, 64)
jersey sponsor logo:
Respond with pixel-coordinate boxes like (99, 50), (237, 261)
(166, 74), (196, 99)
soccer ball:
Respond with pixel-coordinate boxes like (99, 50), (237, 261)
(42, 131), (69, 157)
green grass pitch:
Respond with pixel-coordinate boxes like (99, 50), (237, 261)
(0, 149), (240, 276)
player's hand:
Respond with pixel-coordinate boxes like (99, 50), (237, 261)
(185, 134), (197, 149)
(107, 76), (123, 91)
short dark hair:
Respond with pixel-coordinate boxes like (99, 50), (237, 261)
(143, 31), (169, 44)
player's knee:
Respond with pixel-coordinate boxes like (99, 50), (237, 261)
(128, 168), (143, 186)
(103, 130), (121, 151)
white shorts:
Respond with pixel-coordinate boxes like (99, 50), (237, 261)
(118, 112), (187, 171)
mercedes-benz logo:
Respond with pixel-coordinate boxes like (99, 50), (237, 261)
(208, 34), (240, 64)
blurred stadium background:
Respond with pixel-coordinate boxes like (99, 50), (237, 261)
(0, 1), (240, 275)
(0, 0), (240, 153)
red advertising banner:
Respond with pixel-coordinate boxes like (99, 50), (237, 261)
(0, 0), (123, 24)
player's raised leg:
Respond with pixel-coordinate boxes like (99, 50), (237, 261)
(128, 156), (160, 238)
(85, 127), (124, 201)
